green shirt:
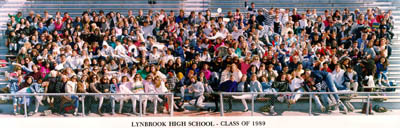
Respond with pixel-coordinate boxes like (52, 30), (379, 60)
(137, 70), (149, 79)
(8, 14), (22, 23)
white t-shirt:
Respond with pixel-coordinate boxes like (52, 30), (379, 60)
(232, 29), (244, 40)
(290, 77), (304, 92)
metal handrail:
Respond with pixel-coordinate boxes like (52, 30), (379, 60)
(0, 91), (399, 117)
(218, 91), (400, 116)
(0, 93), (173, 96)
(219, 91), (400, 95)
(0, 93), (174, 117)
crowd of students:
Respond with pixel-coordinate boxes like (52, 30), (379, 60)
(2, 1), (395, 116)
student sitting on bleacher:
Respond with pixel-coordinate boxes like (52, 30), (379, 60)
(344, 66), (359, 93)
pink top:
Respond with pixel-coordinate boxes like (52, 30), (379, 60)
(54, 21), (63, 31)
(240, 62), (251, 75)
(40, 66), (50, 78)
(202, 69), (211, 80)
(369, 19), (377, 27)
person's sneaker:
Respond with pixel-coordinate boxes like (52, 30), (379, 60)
(13, 112), (18, 116)
(98, 109), (104, 116)
(320, 106), (326, 113)
(242, 109), (249, 112)
(203, 108), (211, 112)
(73, 112), (78, 116)
(28, 111), (35, 116)
(269, 106), (277, 115)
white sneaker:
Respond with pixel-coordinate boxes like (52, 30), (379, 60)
(269, 106), (277, 115)
(73, 112), (78, 116)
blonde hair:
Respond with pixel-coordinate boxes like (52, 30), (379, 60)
(23, 42), (32, 49)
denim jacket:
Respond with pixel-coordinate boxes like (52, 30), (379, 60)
(29, 83), (44, 93)
(8, 78), (19, 93)
(110, 84), (120, 93)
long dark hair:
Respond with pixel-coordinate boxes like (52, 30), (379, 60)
(380, 57), (389, 69)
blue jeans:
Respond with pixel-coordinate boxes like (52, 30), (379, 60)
(377, 71), (388, 82)
(290, 88), (304, 102)
(21, 66), (33, 74)
(180, 87), (190, 101)
(334, 81), (348, 90)
(70, 95), (79, 108)
(318, 89), (332, 106)
(325, 74), (341, 103)
(9, 79), (19, 106)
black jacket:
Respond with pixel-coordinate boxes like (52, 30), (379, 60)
(47, 77), (58, 93)
(272, 81), (289, 92)
(96, 83), (110, 93)
(55, 81), (66, 93)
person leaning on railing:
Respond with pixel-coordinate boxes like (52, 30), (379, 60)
(95, 76), (111, 116)
(55, 75), (69, 114)
(5, 66), (23, 115)
(216, 75), (238, 113)
(64, 75), (79, 116)
(306, 68), (349, 113)
(117, 76), (137, 114)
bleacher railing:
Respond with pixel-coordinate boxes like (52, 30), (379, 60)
(219, 91), (400, 116)
(0, 93), (174, 117)
(0, 91), (399, 117)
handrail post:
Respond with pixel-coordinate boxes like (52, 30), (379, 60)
(309, 94), (312, 116)
(366, 93), (370, 115)
(81, 95), (85, 117)
(170, 94), (173, 117)
(24, 96), (27, 117)
(251, 93), (254, 116)
(139, 95), (142, 117)
(219, 93), (224, 116)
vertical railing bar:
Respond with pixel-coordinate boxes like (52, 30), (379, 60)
(366, 94), (370, 115)
(219, 93), (224, 116)
(170, 94), (173, 117)
(139, 95), (142, 117)
(251, 93), (254, 116)
(24, 96), (27, 117)
(309, 94), (312, 116)
(81, 95), (85, 117)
